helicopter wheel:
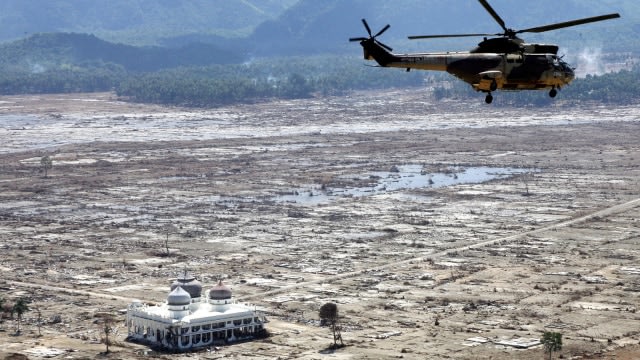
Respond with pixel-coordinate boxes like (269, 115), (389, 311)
(549, 88), (558, 98)
(485, 93), (493, 104)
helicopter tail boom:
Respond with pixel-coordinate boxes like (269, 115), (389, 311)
(358, 39), (399, 66)
(359, 40), (451, 72)
(351, 19), (453, 71)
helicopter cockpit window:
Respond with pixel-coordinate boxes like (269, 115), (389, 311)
(545, 55), (561, 70)
(548, 55), (560, 64)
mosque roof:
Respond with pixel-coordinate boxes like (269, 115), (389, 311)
(209, 280), (232, 300)
(167, 286), (191, 306)
(171, 273), (203, 298)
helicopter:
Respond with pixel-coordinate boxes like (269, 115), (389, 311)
(349, 0), (620, 104)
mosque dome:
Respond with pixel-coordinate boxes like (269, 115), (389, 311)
(167, 286), (191, 306)
(170, 273), (203, 298)
(209, 280), (232, 300)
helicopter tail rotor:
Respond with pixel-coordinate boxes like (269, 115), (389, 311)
(349, 19), (393, 52)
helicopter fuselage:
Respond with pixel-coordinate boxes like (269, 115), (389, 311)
(361, 39), (575, 93)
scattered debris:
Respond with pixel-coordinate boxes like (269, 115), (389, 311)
(463, 336), (490, 346)
(24, 347), (67, 358)
(375, 331), (402, 339)
(494, 337), (541, 349)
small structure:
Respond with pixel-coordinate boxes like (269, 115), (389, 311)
(126, 274), (266, 351)
(494, 337), (541, 349)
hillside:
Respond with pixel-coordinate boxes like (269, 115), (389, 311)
(0, 0), (298, 45)
(1, 1), (636, 55)
(249, 0), (639, 56)
(0, 33), (241, 72)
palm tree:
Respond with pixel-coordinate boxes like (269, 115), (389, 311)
(13, 298), (30, 334)
(319, 302), (343, 348)
(542, 331), (562, 360)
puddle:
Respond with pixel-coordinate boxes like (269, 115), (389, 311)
(277, 165), (532, 204)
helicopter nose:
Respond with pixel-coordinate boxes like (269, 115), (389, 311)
(565, 68), (575, 81)
(563, 65), (575, 82)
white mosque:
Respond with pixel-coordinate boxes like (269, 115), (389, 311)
(126, 273), (266, 351)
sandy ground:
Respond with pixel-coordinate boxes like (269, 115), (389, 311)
(1, 91), (640, 359)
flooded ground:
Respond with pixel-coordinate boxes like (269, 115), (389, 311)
(276, 165), (532, 204)
(1, 91), (640, 359)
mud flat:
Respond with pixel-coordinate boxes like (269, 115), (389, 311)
(1, 91), (640, 359)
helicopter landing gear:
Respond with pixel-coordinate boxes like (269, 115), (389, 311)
(490, 80), (497, 92)
(549, 87), (558, 98)
(485, 93), (493, 104)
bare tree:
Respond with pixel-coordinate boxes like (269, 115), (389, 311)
(165, 230), (170, 256)
(35, 306), (43, 337)
(521, 171), (534, 196)
(40, 155), (53, 178)
(101, 316), (117, 354)
(0, 297), (5, 329)
(161, 224), (178, 256)
(104, 321), (112, 353)
(319, 302), (343, 348)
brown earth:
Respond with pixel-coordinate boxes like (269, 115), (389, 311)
(1, 91), (640, 359)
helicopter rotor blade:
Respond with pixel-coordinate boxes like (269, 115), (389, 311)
(478, 0), (507, 32)
(349, 37), (369, 42)
(376, 40), (393, 52)
(408, 33), (497, 40)
(374, 24), (391, 38)
(517, 13), (620, 34)
(361, 18), (372, 37)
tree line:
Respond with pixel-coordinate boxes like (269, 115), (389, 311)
(0, 56), (638, 107)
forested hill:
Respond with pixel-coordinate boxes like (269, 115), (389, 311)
(0, 33), (241, 72)
(0, 0), (297, 45)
